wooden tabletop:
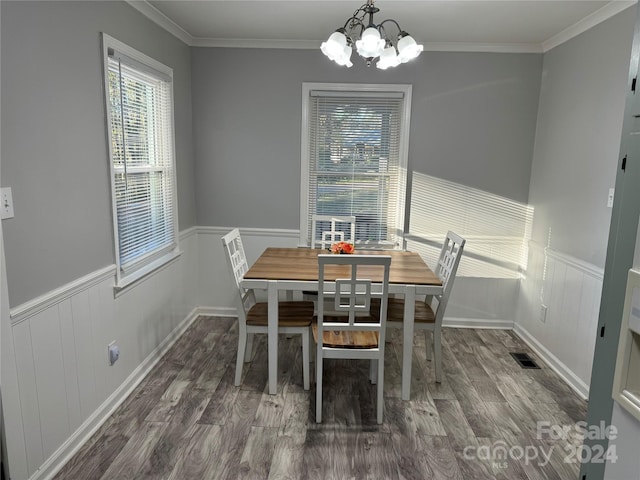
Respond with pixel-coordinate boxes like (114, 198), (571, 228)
(244, 247), (441, 286)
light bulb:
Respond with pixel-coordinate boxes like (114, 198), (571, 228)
(336, 44), (353, 68)
(355, 27), (385, 58)
(376, 45), (400, 70)
(397, 34), (423, 63)
(321, 30), (348, 61)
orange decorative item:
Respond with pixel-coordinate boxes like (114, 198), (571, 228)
(330, 241), (355, 254)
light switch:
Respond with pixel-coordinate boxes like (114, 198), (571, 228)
(608, 188), (615, 208)
(1, 187), (14, 219)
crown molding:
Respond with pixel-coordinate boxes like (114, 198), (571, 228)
(190, 38), (543, 53)
(423, 42), (542, 54)
(125, 0), (193, 45)
(126, 0), (635, 54)
(190, 37), (320, 49)
(542, 0), (636, 52)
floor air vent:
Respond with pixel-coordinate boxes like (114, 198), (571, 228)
(510, 352), (540, 369)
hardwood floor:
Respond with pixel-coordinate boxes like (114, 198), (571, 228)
(54, 316), (587, 480)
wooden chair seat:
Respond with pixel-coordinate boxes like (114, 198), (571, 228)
(371, 297), (436, 323)
(312, 319), (379, 349)
(247, 301), (314, 327)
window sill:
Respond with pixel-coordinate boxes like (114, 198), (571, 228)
(113, 249), (182, 297)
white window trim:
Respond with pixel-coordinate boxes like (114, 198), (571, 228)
(299, 82), (412, 247)
(101, 33), (180, 291)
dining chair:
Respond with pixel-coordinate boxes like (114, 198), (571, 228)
(383, 231), (465, 383)
(310, 214), (356, 249)
(314, 254), (391, 424)
(304, 214), (358, 301)
(221, 228), (314, 390)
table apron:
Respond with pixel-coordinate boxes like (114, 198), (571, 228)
(241, 278), (442, 296)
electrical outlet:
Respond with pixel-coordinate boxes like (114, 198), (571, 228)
(1, 187), (14, 219)
(108, 342), (120, 365)
(607, 188), (615, 208)
(540, 304), (548, 323)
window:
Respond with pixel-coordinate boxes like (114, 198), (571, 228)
(102, 34), (179, 288)
(300, 83), (411, 249)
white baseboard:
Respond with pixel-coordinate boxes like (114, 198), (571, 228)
(201, 308), (513, 330)
(197, 306), (238, 318)
(33, 307), (203, 480)
(443, 317), (514, 329)
(513, 323), (589, 400)
(200, 309), (511, 328)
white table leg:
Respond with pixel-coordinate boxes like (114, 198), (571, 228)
(268, 280), (278, 395)
(402, 285), (416, 401)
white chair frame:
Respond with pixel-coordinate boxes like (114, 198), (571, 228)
(310, 215), (356, 249)
(387, 231), (465, 383)
(222, 228), (312, 390)
(315, 254), (391, 424)
(305, 214), (358, 301)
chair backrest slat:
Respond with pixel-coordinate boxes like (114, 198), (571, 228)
(433, 231), (466, 320)
(222, 229), (248, 288)
(317, 254), (391, 340)
(221, 228), (254, 317)
(311, 215), (356, 249)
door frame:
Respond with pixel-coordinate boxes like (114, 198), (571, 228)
(580, 5), (640, 479)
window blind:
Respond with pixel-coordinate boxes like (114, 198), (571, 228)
(306, 91), (406, 248)
(106, 45), (177, 277)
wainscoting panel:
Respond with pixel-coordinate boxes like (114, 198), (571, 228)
(30, 306), (70, 462)
(70, 289), (99, 423)
(8, 229), (200, 479)
(11, 320), (44, 476)
(442, 277), (518, 328)
(57, 299), (83, 436)
(515, 241), (603, 398)
(407, 237), (520, 328)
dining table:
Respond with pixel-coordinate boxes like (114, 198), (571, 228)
(241, 247), (443, 400)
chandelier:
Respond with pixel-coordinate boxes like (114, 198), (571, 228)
(320, 0), (424, 69)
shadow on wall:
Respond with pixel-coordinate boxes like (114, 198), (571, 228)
(408, 172), (534, 279)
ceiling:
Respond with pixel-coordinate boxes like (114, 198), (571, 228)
(128, 0), (636, 53)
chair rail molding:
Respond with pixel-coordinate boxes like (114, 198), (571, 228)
(196, 225), (299, 238)
(10, 265), (116, 326)
(529, 240), (605, 280)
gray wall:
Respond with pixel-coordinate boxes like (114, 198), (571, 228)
(527, 8), (636, 267)
(1, 1), (196, 307)
(191, 48), (542, 229)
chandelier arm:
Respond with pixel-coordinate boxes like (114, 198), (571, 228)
(378, 23), (389, 43)
(378, 19), (403, 37)
(343, 16), (366, 40)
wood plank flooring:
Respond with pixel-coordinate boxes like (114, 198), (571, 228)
(54, 316), (588, 480)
